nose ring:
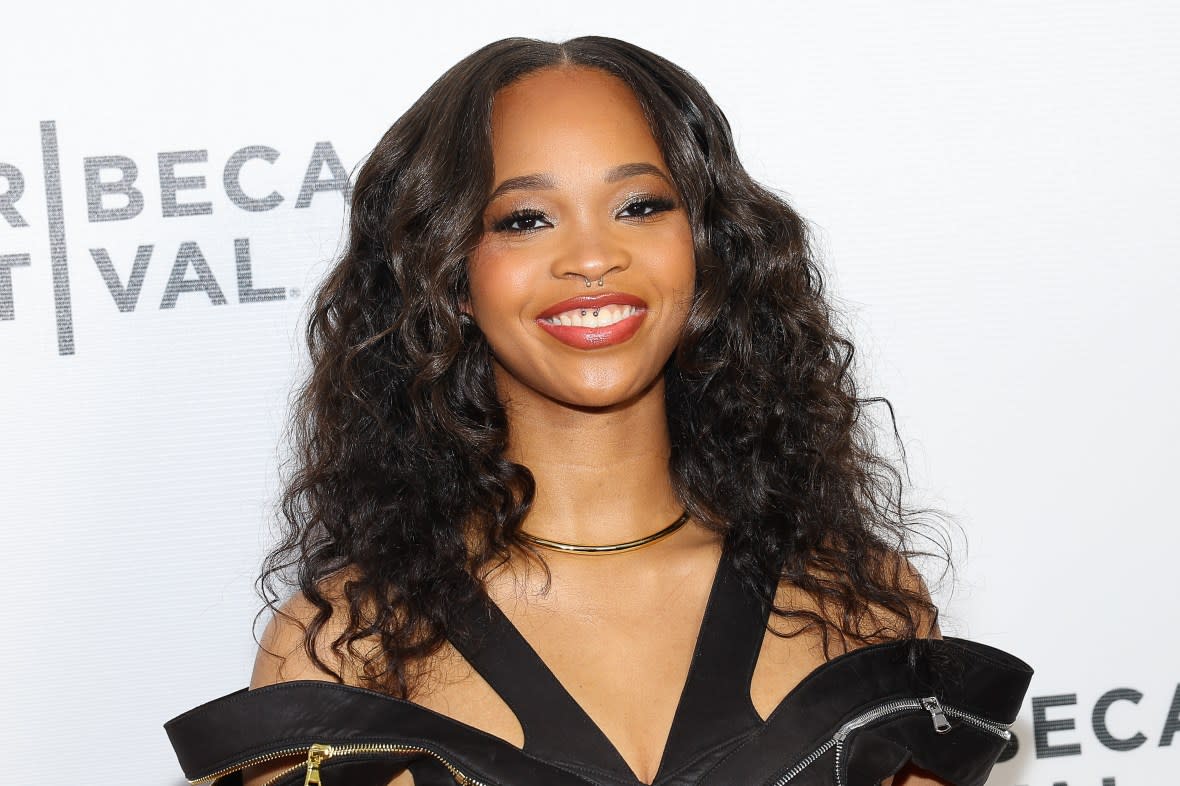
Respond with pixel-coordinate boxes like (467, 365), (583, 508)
(583, 276), (605, 288)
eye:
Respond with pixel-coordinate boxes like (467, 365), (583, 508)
(491, 209), (552, 234)
(618, 196), (677, 220)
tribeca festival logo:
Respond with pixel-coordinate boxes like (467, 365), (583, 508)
(1000, 684), (1179, 786)
(0, 121), (349, 355)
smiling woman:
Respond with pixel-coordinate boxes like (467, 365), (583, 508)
(165, 36), (1031, 786)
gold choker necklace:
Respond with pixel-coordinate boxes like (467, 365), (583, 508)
(520, 512), (690, 555)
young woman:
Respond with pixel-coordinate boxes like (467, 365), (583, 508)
(166, 37), (1031, 786)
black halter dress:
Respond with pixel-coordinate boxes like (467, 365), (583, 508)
(166, 548), (1032, 786)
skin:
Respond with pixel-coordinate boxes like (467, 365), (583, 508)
(246, 66), (946, 786)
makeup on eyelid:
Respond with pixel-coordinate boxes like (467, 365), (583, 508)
(487, 193), (680, 234)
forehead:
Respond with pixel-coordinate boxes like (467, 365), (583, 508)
(488, 66), (665, 178)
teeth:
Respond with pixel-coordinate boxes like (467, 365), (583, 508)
(544, 304), (639, 328)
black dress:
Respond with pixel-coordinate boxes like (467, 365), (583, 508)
(165, 548), (1032, 786)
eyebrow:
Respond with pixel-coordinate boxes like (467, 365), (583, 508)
(487, 162), (672, 202)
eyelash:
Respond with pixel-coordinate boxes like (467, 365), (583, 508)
(491, 196), (678, 235)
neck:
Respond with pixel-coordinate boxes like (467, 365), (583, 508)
(498, 372), (684, 548)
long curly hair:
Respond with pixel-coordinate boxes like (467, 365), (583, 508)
(260, 35), (947, 699)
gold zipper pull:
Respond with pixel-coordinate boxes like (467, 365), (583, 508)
(303, 743), (333, 786)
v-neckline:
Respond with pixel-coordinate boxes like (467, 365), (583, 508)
(450, 539), (753, 784)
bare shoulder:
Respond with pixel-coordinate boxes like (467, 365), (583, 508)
(250, 569), (363, 689)
(878, 550), (942, 639)
(768, 549), (940, 639)
(245, 570), (416, 785)
(752, 549), (943, 717)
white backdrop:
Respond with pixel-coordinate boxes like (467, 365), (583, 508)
(3, 2), (1177, 784)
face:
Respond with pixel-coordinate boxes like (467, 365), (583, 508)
(466, 66), (696, 410)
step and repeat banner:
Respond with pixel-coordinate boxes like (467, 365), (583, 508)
(4, 2), (1176, 784)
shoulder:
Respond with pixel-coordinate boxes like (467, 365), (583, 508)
(887, 551), (942, 639)
(771, 548), (941, 644)
(250, 568), (369, 689)
(750, 549), (942, 722)
(866, 549), (942, 638)
(246, 572), (416, 785)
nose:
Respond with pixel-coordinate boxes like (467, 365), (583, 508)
(550, 221), (631, 285)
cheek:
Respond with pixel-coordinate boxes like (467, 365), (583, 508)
(647, 225), (697, 297)
(663, 235), (697, 334)
(467, 247), (533, 321)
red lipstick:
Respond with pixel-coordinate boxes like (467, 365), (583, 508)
(535, 293), (648, 350)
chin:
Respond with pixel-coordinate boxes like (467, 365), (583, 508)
(559, 392), (635, 411)
(492, 357), (667, 411)
(552, 375), (662, 411)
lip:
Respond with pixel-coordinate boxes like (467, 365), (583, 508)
(534, 292), (649, 350)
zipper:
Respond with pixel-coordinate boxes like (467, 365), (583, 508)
(187, 741), (489, 786)
(770, 695), (1012, 786)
